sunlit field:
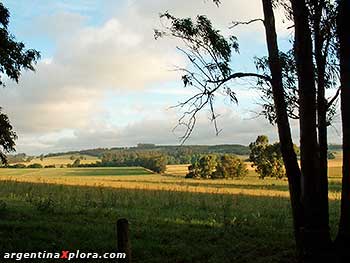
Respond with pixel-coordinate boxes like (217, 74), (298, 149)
(0, 155), (343, 262)
(13, 154), (100, 167)
(0, 156), (343, 200)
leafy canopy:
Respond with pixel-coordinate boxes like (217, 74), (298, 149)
(0, 3), (40, 164)
(249, 135), (285, 179)
(186, 154), (247, 179)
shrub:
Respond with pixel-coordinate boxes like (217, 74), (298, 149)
(8, 163), (27, 168)
(186, 154), (246, 179)
(214, 155), (248, 179)
(27, 163), (43, 168)
(72, 158), (81, 167)
(186, 162), (201, 178)
(327, 151), (336, 160)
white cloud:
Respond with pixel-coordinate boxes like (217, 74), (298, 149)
(0, 0), (331, 154)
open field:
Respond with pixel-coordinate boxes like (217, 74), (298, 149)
(0, 167), (152, 177)
(14, 154), (100, 167)
(0, 180), (342, 263)
(0, 159), (344, 199)
(0, 158), (344, 262)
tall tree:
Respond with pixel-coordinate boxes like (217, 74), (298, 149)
(157, 0), (345, 261)
(0, 3), (40, 164)
(290, 0), (332, 259)
(260, 0), (304, 254)
(249, 135), (285, 179)
(336, 1), (350, 261)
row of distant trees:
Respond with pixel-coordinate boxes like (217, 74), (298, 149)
(74, 152), (167, 173)
(3, 136), (338, 176)
(249, 135), (337, 179)
(42, 144), (251, 161)
(186, 154), (248, 179)
(185, 135), (337, 180)
(7, 163), (54, 169)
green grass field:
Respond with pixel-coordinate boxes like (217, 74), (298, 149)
(0, 158), (344, 262)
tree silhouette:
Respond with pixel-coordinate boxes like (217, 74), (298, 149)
(0, 3), (40, 164)
(157, 0), (348, 261)
(336, 0), (350, 261)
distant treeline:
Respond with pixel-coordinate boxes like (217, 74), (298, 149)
(76, 151), (167, 173)
(43, 144), (251, 159)
(6, 163), (54, 169)
(51, 144), (251, 173)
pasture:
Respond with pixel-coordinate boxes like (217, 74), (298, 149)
(13, 154), (100, 167)
(0, 157), (344, 262)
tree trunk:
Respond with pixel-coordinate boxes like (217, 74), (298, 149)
(261, 0), (303, 255)
(290, 0), (331, 260)
(313, 0), (330, 248)
(336, 0), (350, 261)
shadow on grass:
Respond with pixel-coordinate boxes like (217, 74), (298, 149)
(0, 181), (341, 263)
(101, 178), (343, 193)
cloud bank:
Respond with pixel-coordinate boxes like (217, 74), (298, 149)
(1, 0), (339, 155)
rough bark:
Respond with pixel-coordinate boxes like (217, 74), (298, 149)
(261, 0), (303, 254)
(336, 0), (350, 261)
(290, 0), (331, 260)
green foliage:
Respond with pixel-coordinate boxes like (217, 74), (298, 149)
(198, 155), (218, 178)
(186, 155), (217, 179)
(144, 155), (167, 173)
(157, 12), (238, 77)
(8, 163), (27, 168)
(186, 161), (201, 178)
(327, 151), (336, 160)
(0, 3), (40, 164)
(27, 163), (43, 169)
(249, 135), (285, 179)
(254, 51), (299, 124)
(214, 155), (248, 179)
(186, 154), (247, 179)
(136, 143), (156, 149)
(72, 158), (81, 167)
(99, 152), (167, 173)
(0, 109), (17, 164)
(0, 3), (40, 87)
(0, 180), (302, 262)
(43, 144), (250, 163)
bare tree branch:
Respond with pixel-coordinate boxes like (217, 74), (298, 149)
(230, 18), (264, 29)
(209, 72), (272, 84)
(327, 86), (341, 109)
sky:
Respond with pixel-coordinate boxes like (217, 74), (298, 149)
(0, 0), (342, 155)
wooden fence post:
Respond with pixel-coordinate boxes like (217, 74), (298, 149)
(117, 218), (131, 263)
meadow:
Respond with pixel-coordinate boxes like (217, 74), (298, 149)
(14, 154), (100, 167)
(0, 155), (344, 263)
